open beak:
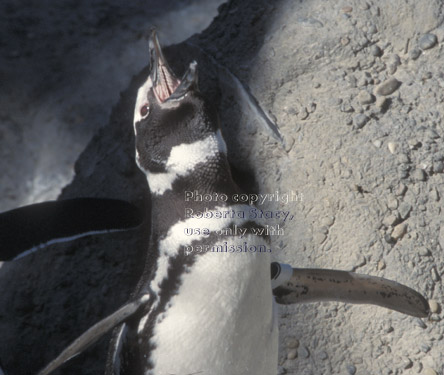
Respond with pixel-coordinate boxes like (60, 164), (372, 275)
(149, 29), (181, 103)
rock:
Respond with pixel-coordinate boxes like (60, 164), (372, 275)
(430, 188), (439, 201)
(418, 247), (430, 256)
(375, 96), (388, 110)
(346, 364), (357, 375)
(397, 153), (410, 164)
(318, 350), (328, 360)
(425, 128), (440, 140)
(373, 139), (382, 148)
(398, 202), (412, 219)
(370, 44), (382, 57)
(287, 349), (297, 360)
(429, 300), (440, 314)
(433, 161), (444, 173)
(358, 90), (375, 104)
(388, 142), (399, 154)
(354, 114), (369, 129)
(394, 183), (407, 196)
(375, 77), (401, 96)
(409, 48), (422, 60)
(419, 33), (438, 50)
(377, 260), (386, 270)
(299, 346), (310, 359)
(285, 337), (299, 349)
(431, 267), (440, 282)
(382, 214), (398, 227)
(411, 168), (426, 181)
(407, 139), (422, 149)
(387, 195), (398, 209)
(320, 216), (335, 227)
(391, 222), (407, 240)
(341, 102), (354, 112)
(423, 368), (438, 375)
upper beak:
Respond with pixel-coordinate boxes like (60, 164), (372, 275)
(149, 29), (180, 103)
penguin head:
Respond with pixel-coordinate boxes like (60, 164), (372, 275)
(133, 30), (220, 175)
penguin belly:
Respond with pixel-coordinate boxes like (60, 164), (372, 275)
(145, 235), (278, 375)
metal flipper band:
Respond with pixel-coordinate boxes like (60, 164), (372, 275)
(271, 262), (293, 289)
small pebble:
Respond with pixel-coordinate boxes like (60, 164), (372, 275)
(354, 114), (369, 128)
(285, 337), (299, 349)
(375, 77), (401, 96)
(419, 33), (438, 50)
(402, 357), (413, 369)
(370, 44), (382, 57)
(375, 96), (388, 110)
(395, 183), (407, 196)
(387, 196), (398, 209)
(388, 142), (399, 154)
(431, 267), (440, 282)
(299, 346), (310, 359)
(318, 350), (328, 360)
(408, 139), (421, 149)
(314, 232), (327, 244)
(287, 349), (298, 360)
(423, 368), (438, 375)
(433, 161), (444, 173)
(430, 188), (439, 201)
(358, 90), (375, 105)
(368, 24), (377, 34)
(391, 222), (407, 240)
(397, 153), (410, 163)
(341, 36), (350, 46)
(412, 168), (426, 181)
(425, 128), (440, 140)
(409, 48), (422, 60)
(414, 318), (427, 329)
(320, 216), (335, 227)
(346, 364), (357, 375)
(418, 247), (430, 256)
(284, 135), (296, 152)
(373, 139), (382, 148)
(398, 202), (412, 219)
(382, 214), (398, 227)
(341, 102), (354, 112)
(341, 6), (353, 13)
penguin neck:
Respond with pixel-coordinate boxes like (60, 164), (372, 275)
(143, 130), (239, 237)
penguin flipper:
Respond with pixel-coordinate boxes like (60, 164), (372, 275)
(36, 294), (151, 375)
(0, 198), (144, 261)
(272, 264), (430, 318)
(105, 321), (146, 375)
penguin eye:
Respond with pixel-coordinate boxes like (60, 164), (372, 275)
(140, 104), (150, 117)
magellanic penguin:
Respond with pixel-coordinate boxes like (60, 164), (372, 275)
(0, 30), (430, 375)
(117, 29), (279, 374)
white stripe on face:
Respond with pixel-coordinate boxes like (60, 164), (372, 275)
(144, 130), (227, 195)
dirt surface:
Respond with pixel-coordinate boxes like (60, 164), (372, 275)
(1, 0), (444, 374)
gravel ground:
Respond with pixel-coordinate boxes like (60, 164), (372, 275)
(1, 0), (444, 374)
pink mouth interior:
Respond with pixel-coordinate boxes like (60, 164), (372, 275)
(154, 62), (180, 103)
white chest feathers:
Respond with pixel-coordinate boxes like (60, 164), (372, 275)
(146, 235), (279, 375)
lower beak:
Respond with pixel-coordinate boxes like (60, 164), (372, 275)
(149, 29), (180, 103)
